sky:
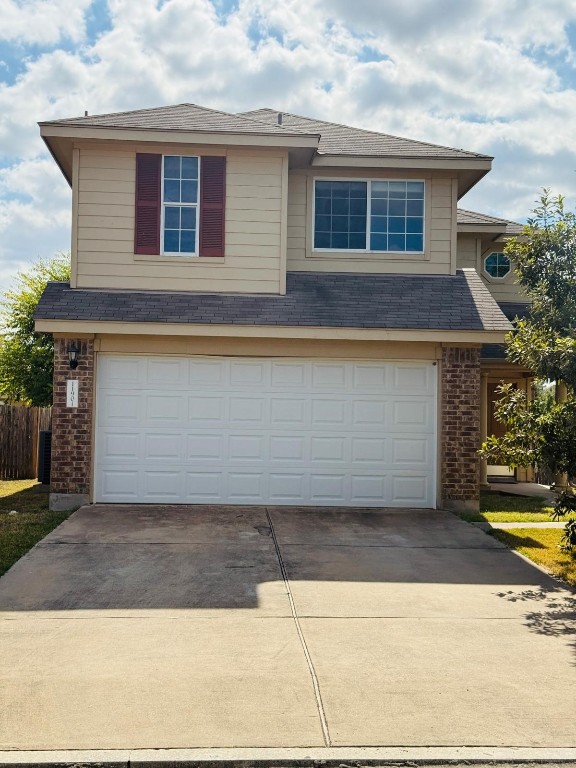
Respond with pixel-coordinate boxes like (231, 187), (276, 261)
(1, 0), (576, 288)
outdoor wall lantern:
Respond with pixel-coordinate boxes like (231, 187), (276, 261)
(67, 343), (79, 370)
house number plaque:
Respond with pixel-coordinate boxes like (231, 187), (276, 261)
(66, 379), (79, 408)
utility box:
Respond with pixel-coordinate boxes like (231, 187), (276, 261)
(38, 430), (52, 485)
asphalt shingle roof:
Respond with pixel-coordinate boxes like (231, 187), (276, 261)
(240, 108), (490, 161)
(36, 270), (511, 332)
(40, 103), (490, 161)
(457, 208), (523, 235)
(40, 103), (317, 138)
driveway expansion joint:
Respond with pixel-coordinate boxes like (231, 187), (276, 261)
(265, 508), (332, 748)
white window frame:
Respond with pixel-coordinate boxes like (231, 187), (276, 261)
(312, 177), (426, 254)
(161, 155), (200, 257)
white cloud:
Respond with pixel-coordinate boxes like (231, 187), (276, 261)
(0, 158), (71, 287)
(0, 0), (92, 45)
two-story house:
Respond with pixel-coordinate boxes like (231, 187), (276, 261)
(35, 103), (530, 513)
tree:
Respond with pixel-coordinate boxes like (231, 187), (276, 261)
(0, 253), (70, 406)
(480, 191), (576, 551)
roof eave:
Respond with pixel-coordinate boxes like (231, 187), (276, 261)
(34, 317), (510, 343)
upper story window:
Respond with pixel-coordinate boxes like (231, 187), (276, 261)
(484, 251), (511, 278)
(135, 153), (225, 258)
(162, 155), (199, 255)
(313, 179), (424, 253)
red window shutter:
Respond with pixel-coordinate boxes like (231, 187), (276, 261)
(199, 156), (226, 257)
(135, 153), (161, 255)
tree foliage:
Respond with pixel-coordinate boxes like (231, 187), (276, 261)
(0, 254), (70, 406)
(479, 191), (576, 548)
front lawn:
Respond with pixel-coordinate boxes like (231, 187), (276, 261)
(490, 528), (576, 587)
(457, 489), (553, 523)
(0, 479), (72, 577)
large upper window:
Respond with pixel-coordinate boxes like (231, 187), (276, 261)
(162, 155), (199, 255)
(314, 179), (424, 253)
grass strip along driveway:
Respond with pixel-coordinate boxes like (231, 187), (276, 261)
(0, 479), (72, 577)
(452, 490), (576, 587)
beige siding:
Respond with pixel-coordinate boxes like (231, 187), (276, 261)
(75, 144), (285, 293)
(286, 169), (455, 274)
(456, 235), (478, 269)
(97, 334), (441, 360)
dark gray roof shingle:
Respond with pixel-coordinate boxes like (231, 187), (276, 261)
(457, 208), (523, 235)
(40, 103), (317, 138)
(240, 108), (490, 161)
(36, 271), (511, 333)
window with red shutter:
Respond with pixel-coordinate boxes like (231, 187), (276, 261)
(135, 153), (226, 258)
(134, 154), (161, 255)
(199, 156), (226, 257)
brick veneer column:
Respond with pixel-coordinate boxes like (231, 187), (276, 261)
(49, 338), (94, 511)
(441, 346), (481, 512)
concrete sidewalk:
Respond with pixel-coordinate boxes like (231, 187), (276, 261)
(0, 505), (575, 750)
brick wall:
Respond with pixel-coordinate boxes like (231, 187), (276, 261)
(441, 346), (481, 511)
(50, 338), (94, 509)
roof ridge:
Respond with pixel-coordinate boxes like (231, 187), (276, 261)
(242, 108), (491, 160)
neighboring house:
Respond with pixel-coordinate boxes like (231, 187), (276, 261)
(35, 103), (530, 513)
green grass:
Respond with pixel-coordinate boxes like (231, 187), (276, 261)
(0, 479), (72, 577)
(456, 489), (554, 523)
(490, 528), (576, 586)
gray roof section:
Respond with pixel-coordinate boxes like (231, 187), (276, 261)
(240, 108), (491, 161)
(481, 344), (508, 360)
(36, 270), (511, 332)
(39, 103), (318, 138)
(457, 208), (523, 234)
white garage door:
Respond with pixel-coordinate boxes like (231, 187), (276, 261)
(95, 356), (437, 507)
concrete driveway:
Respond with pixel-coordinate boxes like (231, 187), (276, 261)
(0, 505), (575, 750)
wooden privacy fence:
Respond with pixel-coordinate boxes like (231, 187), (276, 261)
(0, 405), (52, 480)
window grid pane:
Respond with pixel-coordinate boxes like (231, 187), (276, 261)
(163, 156), (198, 254)
(314, 179), (424, 253)
(370, 181), (424, 252)
(314, 181), (367, 250)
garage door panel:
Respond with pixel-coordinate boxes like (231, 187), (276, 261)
(144, 433), (183, 460)
(271, 362), (307, 388)
(188, 395), (225, 423)
(391, 474), (431, 505)
(352, 364), (388, 390)
(99, 357), (143, 386)
(351, 474), (388, 502)
(186, 433), (222, 460)
(99, 393), (140, 425)
(99, 469), (139, 500)
(101, 432), (140, 460)
(147, 357), (187, 387)
(96, 356), (437, 507)
(351, 437), (387, 463)
(229, 397), (267, 425)
(188, 360), (225, 386)
(270, 398), (307, 426)
(186, 471), (223, 500)
(145, 471), (182, 499)
(312, 363), (347, 388)
(393, 364), (435, 393)
(392, 400), (434, 431)
(392, 437), (430, 465)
